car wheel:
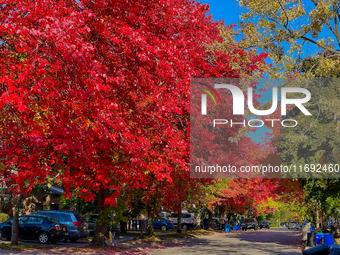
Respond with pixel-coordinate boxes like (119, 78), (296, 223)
(160, 225), (167, 231)
(69, 238), (79, 243)
(182, 224), (188, 230)
(38, 232), (50, 244)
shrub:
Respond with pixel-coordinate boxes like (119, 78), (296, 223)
(0, 213), (10, 223)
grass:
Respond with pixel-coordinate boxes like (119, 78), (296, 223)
(163, 229), (219, 239)
(127, 235), (172, 243)
(184, 228), (219, 235)
(124, 228), (220, 243)
(0, 243), (58, 251)
(65, 246), (131, 254)
(119, 232), (143, 237)
(154, 229), (176, 233)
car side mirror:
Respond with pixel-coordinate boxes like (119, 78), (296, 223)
(7, 222), (12, 225)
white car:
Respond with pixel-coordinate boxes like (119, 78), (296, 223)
(160, 211), (196, 230)
(288, 221), (299, 229)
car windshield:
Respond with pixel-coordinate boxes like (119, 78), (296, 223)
(245, 219), (254, 223)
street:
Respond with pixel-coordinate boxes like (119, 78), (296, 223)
(150, 228), (302, 255)
(0, 228), (302, 255)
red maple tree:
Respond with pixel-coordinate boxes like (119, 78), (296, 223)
(0, 0), (268, 244)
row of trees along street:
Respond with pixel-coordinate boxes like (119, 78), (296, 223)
(1, 0), (340, 246)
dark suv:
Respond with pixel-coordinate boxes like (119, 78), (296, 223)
(31, 211), (88, 242)
(242, 218), (259, 231)
(260, 221), (270, 229)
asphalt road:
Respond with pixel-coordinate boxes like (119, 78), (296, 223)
(0, 228), (302, 255)
(150, 228), (302, 255)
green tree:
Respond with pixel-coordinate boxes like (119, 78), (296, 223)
(237, 0), (340, 78)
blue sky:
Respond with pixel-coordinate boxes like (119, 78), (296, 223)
(200, 0), (272, 143)
(200, 0), (242, 25)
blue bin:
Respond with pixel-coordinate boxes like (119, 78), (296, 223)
(316, 234), (324, 245)
(323, 233), (335, 246)
(225, 224), (231, 232)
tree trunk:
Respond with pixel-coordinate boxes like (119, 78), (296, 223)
(219, 205), (225, 223)
(321, 208), (327, 231)
(146, 204), (155, 236)
(43, 183), (52, 210)
(227, 212), (232, 224)
(43, 194), (51, 210)
(335, 210), (340, 238)
(314, 202), (319, 228)
(120, 221), (127, 234)
(90, 187), (109, 247)
(177, 209), (182, 233)
(208, 209), (213, 229)
(195, 207), (202, 229)
(11, 193), (23, 246)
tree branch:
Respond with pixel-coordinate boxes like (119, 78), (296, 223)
(300, 35), (340, 54)
(334, 4), (340, 47)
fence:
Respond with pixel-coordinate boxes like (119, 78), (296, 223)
(126, 220), (147, 233)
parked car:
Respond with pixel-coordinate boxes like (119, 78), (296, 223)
(85, 214), (118, 237)
(31, 210), (88, 242)
(146, 217), (173, 231)
(259, 221), (270, 229)
(160, 211), (196, 230)
(212, 217), (220, 228)
(241, 218), (258, 231)
(0, 215), (68, 244)
(200, 217), (220, 229)
(288, 220), (299, 229)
